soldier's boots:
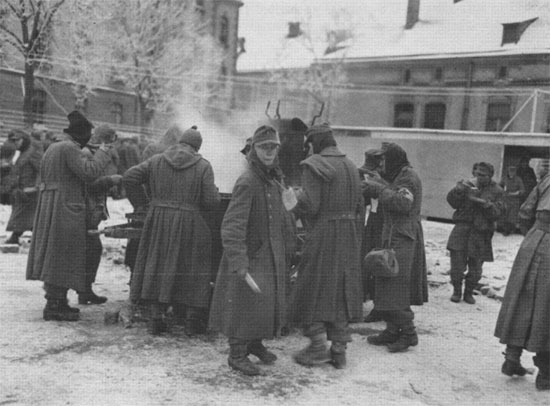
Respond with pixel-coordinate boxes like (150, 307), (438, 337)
(450, 284), (462, 303)
(43, 299), (80, 322)
(367, 322), (400, 346)
(228, 343), (262, 376)
(387, 322), (418, 353)
(501, 345), (527, 377)
(330, 342), (347, 369)
(248, 340), (277, 364)
(463, 289), (476, 305)
(294, 333), (332, 366)
(534, 353), (550, 391)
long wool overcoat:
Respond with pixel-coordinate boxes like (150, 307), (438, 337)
(373, 166), (428, 311)
(123, 144), (220, 308)
(494, 174), (550, 352)
(446, 180), (505, 262)
(209, 161), (295, 340)
(26, 136), (111, 291)
(289, 146), (364, 325)
(6, 141), (43, 232)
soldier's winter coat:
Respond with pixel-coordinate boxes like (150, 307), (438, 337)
(289, 146), (364, 325)
(495, 174), (550, 352)
(446, 179), (505, 261)
(365, 163), (428, 311)
(209, 156), (295, 340)
(7, 138), (43, 232)
(123, 143), (220, 308)
(26, 136), (111, 291)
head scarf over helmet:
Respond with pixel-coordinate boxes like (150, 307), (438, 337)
(305, 124), (337, 154)
(382, 142), (410, 182)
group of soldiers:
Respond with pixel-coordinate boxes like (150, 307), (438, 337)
(1, 110), (548, 389)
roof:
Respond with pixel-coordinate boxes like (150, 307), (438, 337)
(237, 0), (550, 72)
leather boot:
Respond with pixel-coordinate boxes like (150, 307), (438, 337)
(43, 299), (80, 321)
(330, 342), (347, 369)
(228, 343), (261, 376)
(294, 333), (332, 366)
(463, 288), (476, 305)
(367, 322), (400, 346)
(78, 289), (108, 305)
(534, 353), (550, 391)
(387, 322), (418, 353)
(248, 340), (277, 364)
(501, 345), (527, 376)
(450, 283), (462, 303)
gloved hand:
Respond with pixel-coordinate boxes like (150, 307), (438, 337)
(281, 187), (298, 211)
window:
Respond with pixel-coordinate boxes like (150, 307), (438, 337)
(423, 102), (446, 129)
(394, 103), (414, 128)
(486, 102), (511, 131)
(31, 89), (47, 123)
(498, 66), (508, 80)
(434, 67), (443, 82)
(501, 18), (538, 46)
(403, 69), (411, 84)
(111, 103), (123, 125)
(219, 15), (229, 49)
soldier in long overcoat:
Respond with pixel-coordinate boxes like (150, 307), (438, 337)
(446, 162), (505, 304)
(209, 125), (295, 376)
(5, 130), (43, 244)
(494, 169), (550, 391)
(290, 124), (364, 369)
(123, 127), (220, 335)
(26, 111), (112, 321)
(79, 125), (122, 306)
(363, 143), (428, 353)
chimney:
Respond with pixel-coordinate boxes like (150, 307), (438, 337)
(405, 0), (420, 30)
(287, 22), (302, 38)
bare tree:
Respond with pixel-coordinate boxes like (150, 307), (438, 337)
(50, 0), (224, 129)
(269, 7), (354, 121)
(0, 0), (66, 125)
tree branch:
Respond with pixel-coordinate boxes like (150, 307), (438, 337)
(0, 25), (26, 53)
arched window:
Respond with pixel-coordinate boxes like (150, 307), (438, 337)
(219, 15), (229, 49)
(394, 102), (414, 128)
(423, 102), (446, 129)
(31, 89), (47, 123)
(111, 103), (123, 125)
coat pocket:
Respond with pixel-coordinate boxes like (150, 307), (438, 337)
(64, 202), (86, 215)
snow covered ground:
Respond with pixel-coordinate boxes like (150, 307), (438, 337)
(0, 199), (548, 406)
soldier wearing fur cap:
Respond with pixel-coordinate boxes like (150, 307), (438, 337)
(26, 111), (113, 322)
(290, 124), (364, 369)
(209, 125), (296, 376)
(123, 125), (220, 336)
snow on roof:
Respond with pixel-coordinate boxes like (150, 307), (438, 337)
(237, 0), (550, 73)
